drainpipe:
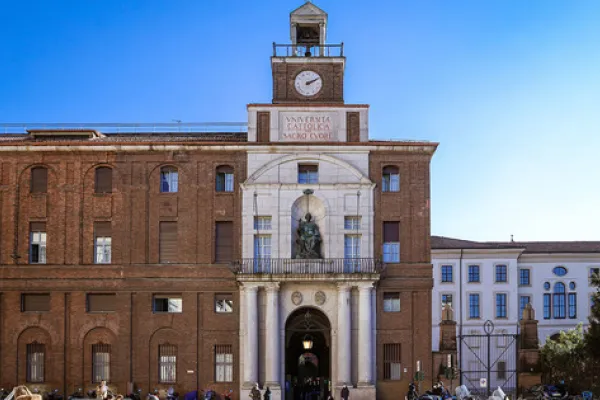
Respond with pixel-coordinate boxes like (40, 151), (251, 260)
(458, 249), (464, 386)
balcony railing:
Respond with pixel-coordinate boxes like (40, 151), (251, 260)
(272, 43), (344, 58)
(231, 258), (383, 275)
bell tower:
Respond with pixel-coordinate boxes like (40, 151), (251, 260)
(272, 1), (345, 103)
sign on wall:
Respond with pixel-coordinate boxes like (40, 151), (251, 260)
(279, 111), (339, 142)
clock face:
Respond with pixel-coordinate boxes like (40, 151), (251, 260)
(294, 70), (323, 97)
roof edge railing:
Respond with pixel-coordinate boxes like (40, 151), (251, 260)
(0, 122), (248, 135)
(272, 43), (344, 58)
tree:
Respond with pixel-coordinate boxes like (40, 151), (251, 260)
(584, 272), (600, 393)
(540, 325), (587, 392)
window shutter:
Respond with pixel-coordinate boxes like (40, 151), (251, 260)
(346, 111), (360, 142)
(383, 222), (399, 242)
(22, 294), (51, 312)
(94, 222), (111, 238)
(95, 167), (112, 193)
(30, 222), (46, 232)
(159, 222), (178, 263)
(215, 222), (233, 263)
(257, 111), (270, 142)
(31, 168), (48, 193)
(88, 294), (116, 312)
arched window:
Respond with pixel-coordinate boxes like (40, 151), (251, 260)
(160, 166), (178, 193)
(30, 167), (48, 193)
(382, 166), (399, 192)
(553, 282), (566, 319)
(95, 167), (112, 193)
(26, 341), (45, 383)
(216, 165), (234, 192)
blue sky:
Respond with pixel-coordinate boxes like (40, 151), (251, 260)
(1, 0), (599, 241)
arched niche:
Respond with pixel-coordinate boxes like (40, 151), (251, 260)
(291, 194), (327, 258)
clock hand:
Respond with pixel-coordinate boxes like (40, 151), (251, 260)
(306, 77), (321, 85)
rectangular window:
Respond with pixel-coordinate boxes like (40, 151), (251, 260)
(159, 221), (178, 263)
(554, 292), (566, 319)
(160, 168), (178, 193)
(468, 265), (480, 283)
(344, 234), (361, 272)
(441, 265), (453, 283)
(215, 293), (233, 313)
(497, 361), (506, 380)
(94, 222), (112, 264)
(441, 294), (453, 309)
(253, 235), (271, 273)
(383, 343), (401, 380)
(95, 167), (112, 194)
(568, 293), (577, 319)
(159, 344), (177, 383)
(383, 222), (400, 263)
(496, 293), (507, 319)
(21, 294), (50, 312)
(344, 216), (361, 230)
(253, 216), (272, 230)
(469, 294), (480, 319)
(495, 265), (508, 283)
(87, 294), (116, 313)
(382, 167), (400, 192)
(468, 330), (481, 348)
(215, 345), (233, 382)
(26, 342), (45, 383)
(543, 293), (551, 319)
(30, 222), (47, 264)
(31, 167), (48, 193)
(519, 269), (530, 286)
(383, 292), (400, 312)
(298, 164), (318, 184)
(216, 167), (234, 192)
(519, 296), (531, 319)
(153, 295), (183, 313)
(92, 343), (111, 383)
(215, 221), (233, 263)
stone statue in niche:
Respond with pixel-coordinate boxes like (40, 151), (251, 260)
(295, 213), (322, 259)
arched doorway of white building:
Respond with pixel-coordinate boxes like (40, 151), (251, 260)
(285, 307), (331, 400)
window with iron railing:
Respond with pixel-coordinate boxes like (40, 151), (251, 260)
(92, 343), (111, 383)
(215, 345), (233, 382)
(159, 344), (177, 383)
(27, 342), (45, 383)
(383, 343), (401, 380)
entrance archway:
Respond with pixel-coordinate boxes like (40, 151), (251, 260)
(285, 308), (331, 400)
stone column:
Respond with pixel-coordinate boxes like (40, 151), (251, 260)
(265, 283), (281, 387)
(337, 283), (352, 385)
(243, 285), (259, 387)
(358, 283), (374, 385)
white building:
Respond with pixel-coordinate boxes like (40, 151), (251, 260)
(431, 235), (600, 392)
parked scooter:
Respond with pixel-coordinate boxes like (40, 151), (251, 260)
(46, 389), (63, 400)
(423, 381), (452, 400)
(88, 390), (97, 400)
(68, 388), (84, 400)
(127, 389), (142, 400)
(222, 390), (233, 400)
(201, 390), (215, 400)
(0, 388), (10, 400)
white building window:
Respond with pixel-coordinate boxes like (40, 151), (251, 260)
(160, 166), (178, 193)
(254, 216), (272, 230)
(153, 295), (183, 313)
(215, 345), (233, 382)
(254, 235), (271, 273)
(215, 293), (233, 313)
(383, 292), (401, 312)
(92, 343), (111, 383)
(216, 165), (234, 192)
(382, 166), (400, 192)
(298, 164), (318, 184)
(497, 361), (507, 380)
(344, 234), (361, 272)
(383, 222), (400, 263)
(26, 342), (45, 383)
(30, 222), (47, 264)
(95, 237), (112, 264)
(344, 216), (361, 230)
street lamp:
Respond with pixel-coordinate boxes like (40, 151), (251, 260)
(302, 334), (314, 350)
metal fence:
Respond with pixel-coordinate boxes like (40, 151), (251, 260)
(272, 43), (344, 57)
(231, 258), (383, 275)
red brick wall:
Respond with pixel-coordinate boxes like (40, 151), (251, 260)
(0, 150), (245, 395)
(370, 152), (434, 398)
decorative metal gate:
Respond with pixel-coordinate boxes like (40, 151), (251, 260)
(458, 320), (519, 397)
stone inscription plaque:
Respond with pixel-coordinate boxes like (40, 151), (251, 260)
(279, 111), (339, 142)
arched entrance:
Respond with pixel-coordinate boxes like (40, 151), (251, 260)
(285, 308), (331, 400)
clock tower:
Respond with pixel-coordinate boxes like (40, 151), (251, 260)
(272, 1), (344, 103)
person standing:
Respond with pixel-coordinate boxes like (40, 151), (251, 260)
(340, 386), (349, 400)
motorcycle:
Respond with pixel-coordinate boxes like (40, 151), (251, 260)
(127, 389), (143, 400)
(201, 390), (215, 400)
(424, 381), (452, 400)
(222, 390), (233, 400)
(0, 388), (10, 400)
(47, 389), (63, 400)
(88, 390), (97, 399)
(68, 388), (84, 400)
(542, 385), (568, 400)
